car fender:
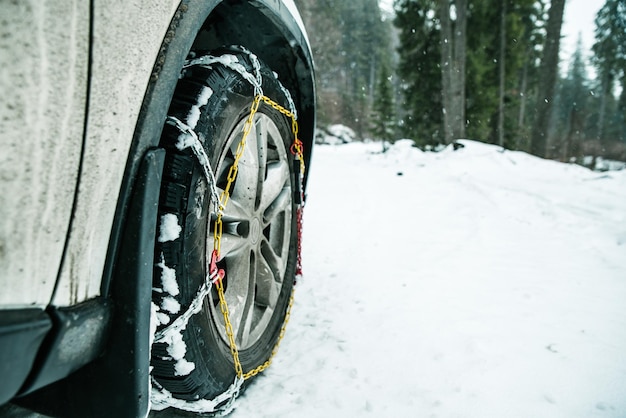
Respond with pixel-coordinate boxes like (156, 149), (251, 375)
(53, 0), (315, 307)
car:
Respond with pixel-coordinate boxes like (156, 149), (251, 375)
(0, 1), (315, 417)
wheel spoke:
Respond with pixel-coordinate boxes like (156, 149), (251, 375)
(255, 248), (280, 307)
(222, 188), (253, 222)
(263, 187), (291, 226)
(231, 121), (260, 208)
(219, 232), (247, 257)
(215, 151), (234, 195)
(261, 239), (286, 284)
(259, 160), (290, 213)
(224, 250), (254, 341)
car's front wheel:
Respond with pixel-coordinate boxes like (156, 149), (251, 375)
(149, 46), (298, 413)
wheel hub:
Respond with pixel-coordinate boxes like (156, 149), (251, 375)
(209, 112), (293, 350)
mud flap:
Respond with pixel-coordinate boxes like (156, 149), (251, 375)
(16, 149), (165, 418)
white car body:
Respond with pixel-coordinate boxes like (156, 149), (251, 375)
(0, 1), (314, 415)
(1, 0), (312, 308)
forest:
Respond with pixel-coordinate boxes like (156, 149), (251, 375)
(292, 0), (626, 165)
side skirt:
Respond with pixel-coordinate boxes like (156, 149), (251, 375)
(0, 309), (51, 405)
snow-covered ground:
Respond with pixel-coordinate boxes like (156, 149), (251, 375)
(5, 139), (624, 418)
(229, 140), (626, 417)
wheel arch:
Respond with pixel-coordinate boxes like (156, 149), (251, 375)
(105, 0), (315, 298)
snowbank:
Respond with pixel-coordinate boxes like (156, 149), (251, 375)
(315, 124), (357, 145)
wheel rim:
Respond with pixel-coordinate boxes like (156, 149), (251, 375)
(209, 112), (292, 350)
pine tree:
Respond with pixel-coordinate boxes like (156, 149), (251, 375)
(592, 0), (626, 142)
(465, 0), (543, 149)
(371, 62), (396, 147)
(394, 0), (442, 146)
(555, 37), (590, 160)
(394, 0), (545, 148)
(515, 0), (547, 151)
(530, 0), (566, 158)
(464, 0), (499, 142)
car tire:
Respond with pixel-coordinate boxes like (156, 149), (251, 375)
(150, 46), (298, 405)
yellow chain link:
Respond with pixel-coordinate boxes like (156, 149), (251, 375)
(213, 94), (304, 380)
(215, 277), (244, 378)
(213, 95), (262, 257)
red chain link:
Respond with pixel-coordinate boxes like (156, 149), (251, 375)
(295, 207), (303, 281)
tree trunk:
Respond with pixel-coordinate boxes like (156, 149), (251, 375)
(452, 0), (467, 140)
(497, 0), (507, 147)
(597, 71), (612, 141)
(530, 0), (565, 158)
(439, 0), (453, 143)
(515, 53), (530, 150)
(617, 77), (626, 141)
(439, 0), (467, 144)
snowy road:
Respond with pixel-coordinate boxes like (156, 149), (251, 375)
(229, 141), (626, 418)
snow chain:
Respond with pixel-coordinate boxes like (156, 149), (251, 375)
(211, 92), (305, 381)
(154, 49), (305, 415)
